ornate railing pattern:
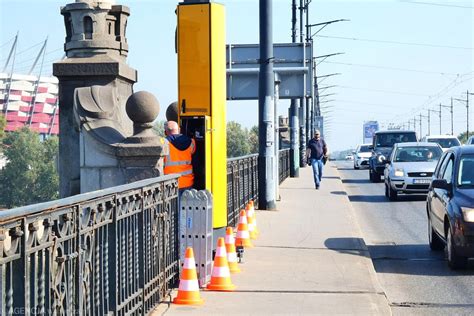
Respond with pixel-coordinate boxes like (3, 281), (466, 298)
(0, 175), (179, 315)
(279, 148), (291, 184)
(226, 154), (259, 227)
(226, 149), (291, 227)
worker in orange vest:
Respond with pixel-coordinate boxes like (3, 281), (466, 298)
(163, 121), (196, 191)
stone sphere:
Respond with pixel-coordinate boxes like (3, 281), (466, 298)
(126, 91), (160, 124)
(166, 101), (179, 122)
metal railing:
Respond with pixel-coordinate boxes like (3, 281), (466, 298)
(279, 148), (290, 184)
(226, 154), (259, 227)
(226, 149), (291, 226)
(0, 175), (180, 315)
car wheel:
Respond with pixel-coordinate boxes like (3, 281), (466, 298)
(428, 215), (444, 251)
(388, 184), (398, 201)
(354, 164), (359, 170)
(445, 225), (468, 270)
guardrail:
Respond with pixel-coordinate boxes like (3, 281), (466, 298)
(0, 175), (180, 315)
(279, 148), (290, 184)
(1, 150), (292, 314)
(226, 149), (291, 226)
(226, 154), (259, 227)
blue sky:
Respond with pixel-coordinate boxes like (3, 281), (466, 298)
(1, 0), (473, 151)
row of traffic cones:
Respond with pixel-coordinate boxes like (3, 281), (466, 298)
(173, 201), (258, 305)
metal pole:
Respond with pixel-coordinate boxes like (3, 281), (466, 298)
(451, 97), (454, 135)
(258, 0), (276, 210)
(439, 103), (442, 134)
(274, 74), (280, 201)
(299, 0), (306, 167)
(428, 110), (431, 136)
(289, 0), (299, 177)
(419, 114), (422, 137)
(467, 90), (469, 138)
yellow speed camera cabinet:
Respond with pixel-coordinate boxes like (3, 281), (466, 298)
(177, 2), (227, 234)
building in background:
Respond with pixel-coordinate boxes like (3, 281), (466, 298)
(0, 72), (59, 139)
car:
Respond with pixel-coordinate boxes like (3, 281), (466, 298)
(384, 142), (443, 201)
(369, 130), (417, 182)
(427, 146), (474, 269)
(345, 154), (354, 161)
(353, 144), (372, 169)
(466, 135), (474, 145)
(421, 135), (461, 152)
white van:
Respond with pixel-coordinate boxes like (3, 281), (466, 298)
(420, 135), (461, 151)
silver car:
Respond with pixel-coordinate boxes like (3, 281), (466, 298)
(384, 142), (443, 201)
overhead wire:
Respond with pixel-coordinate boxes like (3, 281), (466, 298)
(397, 0), (474, 9)
(321, 60), (461, 76)
(315, 34), (473, 50)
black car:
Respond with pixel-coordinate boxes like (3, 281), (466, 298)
(427, 146), (474, 269)
(368, 130), (417, 182)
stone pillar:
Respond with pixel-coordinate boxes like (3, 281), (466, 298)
(53, 0), (166, 196)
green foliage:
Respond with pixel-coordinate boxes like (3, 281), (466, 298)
(0, 114), (6, 151)
(152, 119), (167, 138)
(457, 131), (474, 144)
(249, 125), (259, 154)
(227, 121), (250, 158)
(0, 127), (59, 208)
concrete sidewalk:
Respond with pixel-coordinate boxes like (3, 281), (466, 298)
(154, 163), (391, 315)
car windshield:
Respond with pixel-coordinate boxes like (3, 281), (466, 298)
(394, 146), (442, 162)
(427, 138), (460, 148)
(375, 133), (416, 147)
(359, 145), (371, 152)
(457, 155), (474, 187)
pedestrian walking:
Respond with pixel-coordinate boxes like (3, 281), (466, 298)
(306, 130), (328, 189)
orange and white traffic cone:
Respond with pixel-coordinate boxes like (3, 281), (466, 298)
(173, 247), (204, 305)
(247, 200), (259, 236)
(207, 238), (236, 291)
(224, 227), (241, 273)
(235, 210), (254, 248)
(247, 208), (257, 240)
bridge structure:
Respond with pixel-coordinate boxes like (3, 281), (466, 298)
(0, 0), (339, 314)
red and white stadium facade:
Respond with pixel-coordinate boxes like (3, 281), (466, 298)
(0, 72), (59, 138)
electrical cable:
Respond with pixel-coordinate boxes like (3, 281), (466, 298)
(397, 0), (474, 9)
(321, 60), (460, 76)
(315, 35), (473, 50)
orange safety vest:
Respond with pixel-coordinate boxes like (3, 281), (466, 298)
(164, 138), (196, 189)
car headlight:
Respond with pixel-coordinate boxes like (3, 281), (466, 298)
(461, 207), (474, 222)
(378, 155), (386, 163)
(394, 169), (404, 177)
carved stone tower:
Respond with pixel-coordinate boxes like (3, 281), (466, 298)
(53, 0), (167, 197)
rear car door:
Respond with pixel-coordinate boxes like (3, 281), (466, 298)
(431, 153), (454, 232)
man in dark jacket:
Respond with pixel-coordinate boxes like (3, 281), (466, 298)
(306, 130), (328, 189)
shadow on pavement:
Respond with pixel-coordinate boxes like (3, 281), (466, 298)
(331, 191), (348, 196)
(325, 237), (474, 275)
(348, 194), (427, 203)
(342, 179), (371, 184)
(323, 176), (341, 180)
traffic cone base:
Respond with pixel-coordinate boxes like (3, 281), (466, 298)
(173, 248), (204, 305)
(207, 238), (236, 291)
(225, 227), (241, 273)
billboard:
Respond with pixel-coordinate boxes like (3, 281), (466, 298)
(363, 121), (379, 144)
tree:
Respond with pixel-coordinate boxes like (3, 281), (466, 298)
(0, 114), (6, 152)
(0, 127), (59, 208)
(152, 119), (167, 137)
(249, 125), (258, 154)
(457, 131), (474, 144)
(227, 121), (251, 158)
